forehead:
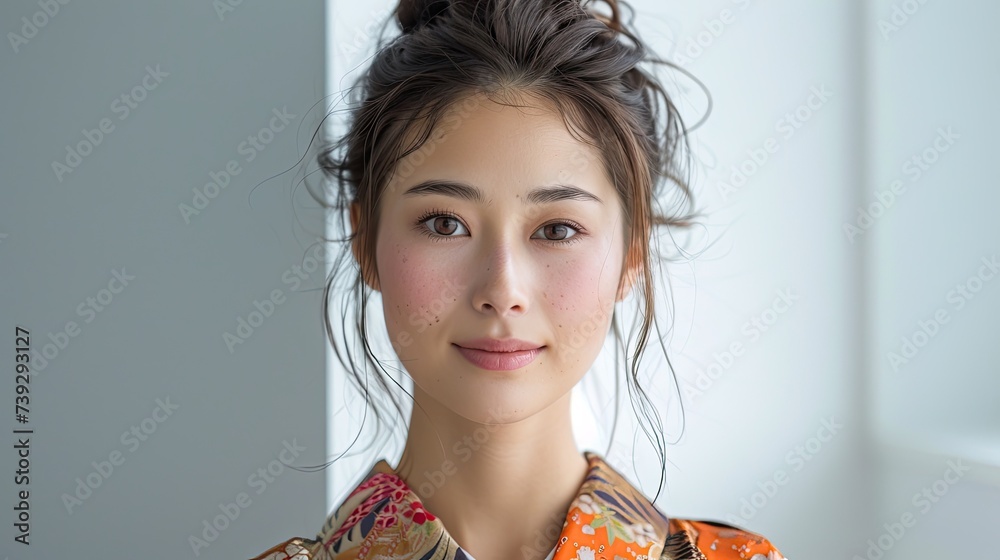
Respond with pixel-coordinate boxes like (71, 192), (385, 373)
(386, 93), (614, 202)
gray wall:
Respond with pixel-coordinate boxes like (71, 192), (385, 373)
(1, 1), (328, 558)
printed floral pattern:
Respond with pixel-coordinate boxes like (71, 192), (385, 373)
(249, 451), (786, 560)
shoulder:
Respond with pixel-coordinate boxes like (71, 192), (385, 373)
(247, 462), (392, 560)
(668, 517), (788, 560)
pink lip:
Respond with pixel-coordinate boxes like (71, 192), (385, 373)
(454, 337), (543, 352)
(453, 344), (544, 371)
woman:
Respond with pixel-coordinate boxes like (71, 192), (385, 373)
(252, 0), (786, 558)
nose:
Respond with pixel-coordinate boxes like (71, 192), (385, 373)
(472, 240), (531, 317)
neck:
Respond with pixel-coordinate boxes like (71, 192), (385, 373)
(393, 385), (590, 560)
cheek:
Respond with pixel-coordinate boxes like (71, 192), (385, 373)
(543, 239), (622, 353)
(377, 236), (466, 342)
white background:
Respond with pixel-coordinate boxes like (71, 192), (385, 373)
(327, 1), (999, 559)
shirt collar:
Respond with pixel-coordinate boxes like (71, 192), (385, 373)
(312, 450), (706, 560)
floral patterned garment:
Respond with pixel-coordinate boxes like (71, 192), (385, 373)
(249, 450), (787, 560)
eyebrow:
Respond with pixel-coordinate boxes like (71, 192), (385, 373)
(401, 180), (604, 205)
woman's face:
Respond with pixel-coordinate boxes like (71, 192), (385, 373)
(360, 94), (634, 425)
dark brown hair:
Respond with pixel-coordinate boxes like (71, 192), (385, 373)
(302, 0), (708, 503)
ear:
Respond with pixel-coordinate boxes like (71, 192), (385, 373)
(350, 201), (380, 292)
(616, 248), (641, 302)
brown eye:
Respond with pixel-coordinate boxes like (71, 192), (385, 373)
(416, 212), (469, 240)
(432, 216), (459, 235)
(532, 222), (580, 243)
(543, 224), (570, 240)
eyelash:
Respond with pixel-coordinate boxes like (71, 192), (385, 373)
(413, 208), (586, 246)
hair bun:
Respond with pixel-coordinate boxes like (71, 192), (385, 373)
(397, 0), (623, 36)
(396, 0), (450, 34)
